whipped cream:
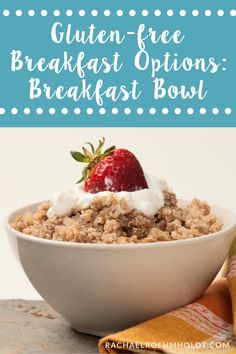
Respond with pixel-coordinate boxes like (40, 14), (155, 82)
(47, 173), (170, 218)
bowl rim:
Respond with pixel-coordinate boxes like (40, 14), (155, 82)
(4, 200), (236, 250)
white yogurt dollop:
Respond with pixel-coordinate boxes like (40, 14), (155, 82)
(47, 173), (170, 219)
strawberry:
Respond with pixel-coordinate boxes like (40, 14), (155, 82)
(71, 138), (148, 193)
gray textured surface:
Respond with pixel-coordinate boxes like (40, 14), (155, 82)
(0, 300), (99, 354)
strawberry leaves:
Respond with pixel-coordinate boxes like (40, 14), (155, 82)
(85, 142), (95, 154)
(104, 145), (116, 155)
(77, 167), (89, 184)
(71, 151), (89, 163)
(71, 138), (116, 184)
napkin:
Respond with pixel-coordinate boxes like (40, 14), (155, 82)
(99, 237), (236, 353)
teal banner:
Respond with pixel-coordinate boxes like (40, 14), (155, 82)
(0, 0), (235, 127)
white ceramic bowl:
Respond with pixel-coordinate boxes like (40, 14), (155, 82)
(5, 201), (236, 336)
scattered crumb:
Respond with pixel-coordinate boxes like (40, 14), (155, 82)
(16, 303), (56, 319)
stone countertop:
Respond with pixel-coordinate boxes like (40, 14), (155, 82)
(0, 300), (99, 354)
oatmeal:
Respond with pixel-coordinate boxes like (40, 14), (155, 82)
(12, 192), (223, 244)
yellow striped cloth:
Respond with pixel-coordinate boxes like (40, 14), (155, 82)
(99, 237), (236, 354)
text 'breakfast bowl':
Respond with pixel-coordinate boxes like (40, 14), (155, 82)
(5, 200), (236, 336)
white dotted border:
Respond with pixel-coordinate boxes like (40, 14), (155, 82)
(2, 9), (236, 17)
(0, 107), (232, 116)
